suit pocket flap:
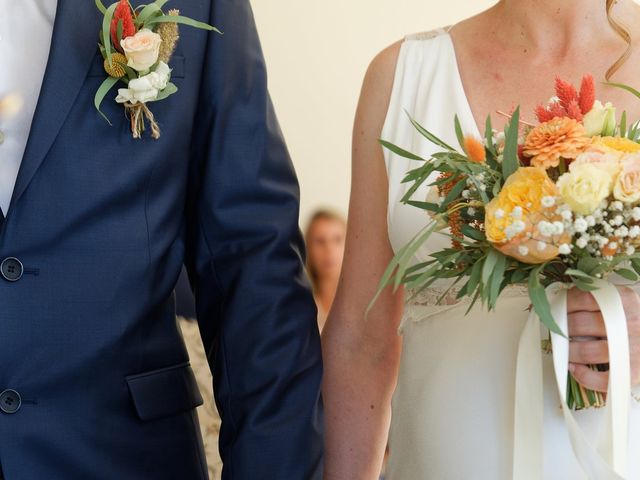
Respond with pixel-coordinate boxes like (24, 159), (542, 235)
(126, 361), (204, 421)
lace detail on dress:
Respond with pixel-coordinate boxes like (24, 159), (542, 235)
(405, 26), (452, 42)
(399, 284), (530, 331)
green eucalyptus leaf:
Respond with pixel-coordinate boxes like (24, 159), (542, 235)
(137, 1), (167, 26)
(605, 81), (640, 101)
(146, 15), (221, 33)
(406, 111), (457, 151)
(94, 75), (120, 125)
(150, 82), (178, 102)
(616, 268), (638, 282)
(529, 265), (564, 336)
(95, 0), (107, 15)
(482, 249), (499, 285)
(379, 140), (426, 161)
(488, 253), (507, 309)
(461, 224), (486, 242)
(454, 115), (465, 152)
(102, 2), (119, 65)
(442, 178), (467, 207)
(502, 106), (520, 180)
(405, 201), (440, 212)
(574, 279), (599, 292)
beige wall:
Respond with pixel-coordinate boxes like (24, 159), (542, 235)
(252, 0), (496, 226)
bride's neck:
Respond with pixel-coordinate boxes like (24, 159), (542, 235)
(494, 0), (619, 52)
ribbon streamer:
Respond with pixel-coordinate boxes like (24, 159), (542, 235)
(513, 281), (631, 479)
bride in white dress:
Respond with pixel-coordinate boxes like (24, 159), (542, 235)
(322, 1), (640, 478)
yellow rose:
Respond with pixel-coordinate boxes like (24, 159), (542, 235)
(485, 167), (567, 263)
(485, 167), (557, 242)
(120, 29), (162, 71)
(591, 136), (640, 156)
(556, 164), (611, 215)
(613, 153), (640, 204)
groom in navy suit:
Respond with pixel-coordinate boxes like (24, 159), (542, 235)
(0, 0), (323, 478)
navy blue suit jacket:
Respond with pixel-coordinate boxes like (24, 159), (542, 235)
(0, 0), (323, 478)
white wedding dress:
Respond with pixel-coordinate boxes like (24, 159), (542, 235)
(382, 29), (640, 479)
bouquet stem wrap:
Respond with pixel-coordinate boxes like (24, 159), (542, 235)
(513, 280), (631, 479)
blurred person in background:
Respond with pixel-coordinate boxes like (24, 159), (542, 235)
(305, 210), (346, 331)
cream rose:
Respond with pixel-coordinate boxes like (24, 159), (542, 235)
(570, 150), (620, 188)
(583, 100), (616, 137)
(556, 163), (612, 215)
(120, 29), (162, 71)
(613, 153), (640, 204)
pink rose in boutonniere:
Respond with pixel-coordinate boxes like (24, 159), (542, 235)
(94, 0), (221, 139)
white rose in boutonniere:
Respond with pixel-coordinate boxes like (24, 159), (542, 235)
(120, 29), (162, 71)
(115, 62), (172, 104)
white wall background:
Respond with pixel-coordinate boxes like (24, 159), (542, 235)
(252, 0), (496, 225)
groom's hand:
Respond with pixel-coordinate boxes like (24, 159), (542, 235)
(567, 286), (640, 392)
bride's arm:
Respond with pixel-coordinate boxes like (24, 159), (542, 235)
(322, 42), (405, 480)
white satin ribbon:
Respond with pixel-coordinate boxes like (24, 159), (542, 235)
(513, 281), (631, 479)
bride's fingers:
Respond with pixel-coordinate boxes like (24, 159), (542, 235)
(567, 288), (599, 313)
(569, 339), (609, 364)
(567, 311), (606, 337)
(569, 363), (609, 393)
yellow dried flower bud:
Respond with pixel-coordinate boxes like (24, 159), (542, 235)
(104, 53), (128, 78)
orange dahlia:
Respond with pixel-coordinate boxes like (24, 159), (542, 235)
(523, 118), (590, 169)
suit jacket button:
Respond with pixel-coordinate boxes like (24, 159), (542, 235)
(1, 257), (23, 282)
(0, 390), (21, 414)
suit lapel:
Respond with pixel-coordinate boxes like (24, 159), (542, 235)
(8, 0), (101, 211)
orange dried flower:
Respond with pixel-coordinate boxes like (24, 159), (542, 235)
(523, 118), (590, 169)
(602, 238), (620, 257)
(437, 173), (464, 250)
(464, 136), (486, 163)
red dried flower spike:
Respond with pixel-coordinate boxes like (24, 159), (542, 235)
(566, 99), (583, 122)
(578, 74), (596, 114)
(534, 75), (597, 123)
(111, 0), (136, 50)
(555, 76), (578, 111)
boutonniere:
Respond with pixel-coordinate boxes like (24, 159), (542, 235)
(94, 0), (220, 139)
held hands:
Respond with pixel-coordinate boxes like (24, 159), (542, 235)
(567, 287), (640, 392)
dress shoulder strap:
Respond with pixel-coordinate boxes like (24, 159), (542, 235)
(405, 26), (452, 42)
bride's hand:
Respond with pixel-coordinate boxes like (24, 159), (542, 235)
(567, 287), (640, 392)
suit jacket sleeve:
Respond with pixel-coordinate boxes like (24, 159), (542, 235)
(185, 0), (324, 478)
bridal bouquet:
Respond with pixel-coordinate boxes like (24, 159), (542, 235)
(378, 75), (640, 410)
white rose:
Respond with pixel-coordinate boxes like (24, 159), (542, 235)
(120, 29), (162, 72)
(149, 62), (171, 89)
(582, 100), (616, 137)
(115, 76), (159, 104)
